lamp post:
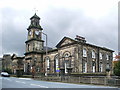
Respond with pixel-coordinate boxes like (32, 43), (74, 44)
(41, 32), (48, 55)
(41, 32), (48, 76)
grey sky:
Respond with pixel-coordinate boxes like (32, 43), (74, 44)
(0, 0), (118, 57)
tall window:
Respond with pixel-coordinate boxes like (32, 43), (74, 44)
(92, 50), (95, 58)
(46, 57), (50, 69)
(27, 44), (30, 51)
(99, 53), (102, 59)
(106, 54), (109, 60)
(99, 62), (103, 72)
(55, 55), (59, 72)
(106, 63), (110, 72)
(64, 52), (71, 74)
(83, 48), (87, 57)
(29, 31), (32, 35)
(83, 62), (87, 73)
(24, 63), (26, 72)
(65, 54), (69, 74)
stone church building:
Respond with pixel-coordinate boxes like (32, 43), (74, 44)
(22, 13), (114, 76)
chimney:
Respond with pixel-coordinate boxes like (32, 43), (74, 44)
(75, 35), (86, 43)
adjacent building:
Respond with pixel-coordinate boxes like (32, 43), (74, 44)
(2, 54), (12, 73)
(11, 54), (24, 74)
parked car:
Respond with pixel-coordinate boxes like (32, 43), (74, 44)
(1, 72), (10, 77)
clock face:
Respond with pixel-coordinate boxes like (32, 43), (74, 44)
(35, 31), (39, 35)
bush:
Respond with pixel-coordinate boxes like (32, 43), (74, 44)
(113, 61), (120, 76)
(16, 70), (23, 77)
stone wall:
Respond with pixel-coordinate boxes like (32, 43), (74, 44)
(34, 76), (120, 87)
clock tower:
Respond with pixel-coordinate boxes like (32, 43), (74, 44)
(24, 13), (44, 74)
(26, 13), (44, 52)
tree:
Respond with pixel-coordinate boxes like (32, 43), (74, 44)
(113, 61), (120, 76)
(113, 54), (120, 76)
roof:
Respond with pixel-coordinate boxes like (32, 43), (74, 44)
(24, 47), (57, 55)
(30, 13), (40, 20)
(24, 51), (44, 55)
(43, 46), (53, 51)
(11, 54), (24, 60)
(3, 54), (11, 57)
(47, 48), (58, 53)
(56, 36), (114, 52)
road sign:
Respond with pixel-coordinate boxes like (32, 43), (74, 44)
(56, 68), (60, 72)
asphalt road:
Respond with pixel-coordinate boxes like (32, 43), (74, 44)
(0, 77), (120, 90)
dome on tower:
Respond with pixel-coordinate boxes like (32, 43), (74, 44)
(30, 13), (40, 20)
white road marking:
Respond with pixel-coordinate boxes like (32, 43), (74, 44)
(30, 84), (48, 88)
(16, 81), (26, 84)
(18, 78), (32, 80)
(16, 81), (21, 83)
(5, 78), (12, 81)
(20, 82), (26, 84)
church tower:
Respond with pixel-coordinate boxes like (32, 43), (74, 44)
(24, 13), (44, 74)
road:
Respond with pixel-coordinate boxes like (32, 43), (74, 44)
(0, 77), (119, 90)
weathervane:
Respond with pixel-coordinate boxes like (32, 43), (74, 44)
(33, 8), (38, 14)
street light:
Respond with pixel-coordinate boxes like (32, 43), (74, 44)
(41, 32), (48, 55)
(41, 32), (48, 76)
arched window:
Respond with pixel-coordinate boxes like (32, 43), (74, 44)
(83, 48), (87, 57)
(65, 54), (69, 58)
(99, 53), (102, 59)
(55, 55), (59, 72)
(92, 50), (95, 58)
(63, 51), (71, 74)
(106, 54), (109, 60)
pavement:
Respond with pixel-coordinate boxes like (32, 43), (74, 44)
(0, 77), (120, 90)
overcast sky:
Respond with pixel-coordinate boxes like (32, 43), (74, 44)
(0, 0), (118, 57)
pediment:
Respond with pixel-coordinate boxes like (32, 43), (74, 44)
(56, 37), (75, 48)
(61, 39), (73, 46)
